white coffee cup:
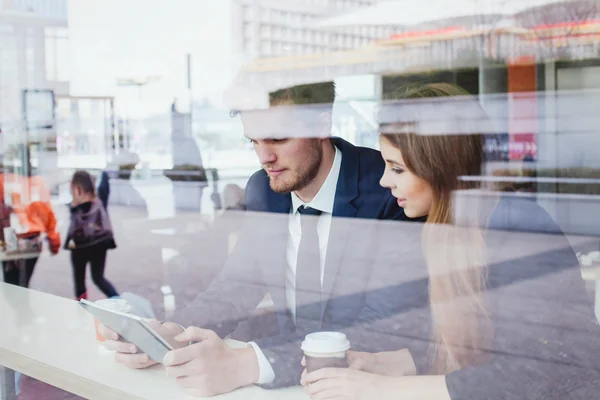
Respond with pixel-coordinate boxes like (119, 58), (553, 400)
(301, 332), (350, 373)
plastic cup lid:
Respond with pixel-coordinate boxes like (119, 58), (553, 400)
(301, 332), (350, 354)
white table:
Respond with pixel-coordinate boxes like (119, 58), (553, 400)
(0, 251), (41, 262)
(0, 283), (307, 400)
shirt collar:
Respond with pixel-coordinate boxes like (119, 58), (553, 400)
(291, 146), (342, 215)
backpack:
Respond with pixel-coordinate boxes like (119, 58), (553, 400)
(68, 199), (114, 249)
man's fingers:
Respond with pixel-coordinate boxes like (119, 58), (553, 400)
(174, 326), (215, 343)
(114, 352), (157, 369)
(165, 364), (187, 379)
(98, 324), (119, 341)
(301, 356), (306, 367)
(165, 358), (205, 380)
(163, 322), (185, 335)
(175, 375), (201, 389)
(145, 319), (163, 331)
(163, 342), (202, 366)
(103, 339), (137, 354)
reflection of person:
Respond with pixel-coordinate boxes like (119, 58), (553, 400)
(222, 183), (245, 211)
(97, 170), (110, 211)
(302, 83), (600, 399)
(104, 151), (148, 214)
(65, 171), (118, 300)
(0, 172), (61, 287)
(100, 81), (421, 396)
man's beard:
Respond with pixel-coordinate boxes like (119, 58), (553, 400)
(268, 144), (323, 194)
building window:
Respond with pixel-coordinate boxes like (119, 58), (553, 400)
(261, 42), (272, 55)
(244, 22), (254, 37)
(45, 26), (69, 82)
(243, 5), (253, 21)
(257, 7), (267, 21)
(244, 38), (254, 53)
(261, 25), (271, 37)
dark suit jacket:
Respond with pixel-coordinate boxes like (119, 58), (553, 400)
(174, 137), (417, 387)
(444, 195), (600, 399)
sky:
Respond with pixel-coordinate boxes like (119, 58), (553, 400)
(68, 0), (244, 115)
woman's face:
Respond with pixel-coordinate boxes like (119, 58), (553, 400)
(379, 136), (433, 219)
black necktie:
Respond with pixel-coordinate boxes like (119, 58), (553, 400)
(295, 205), (322, 332)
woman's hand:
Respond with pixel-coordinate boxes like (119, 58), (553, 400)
(302, 367), (397, 400)
(347, 349), (417, 376)
(302, 368), (451, 400)
(347, 350), (377, 372)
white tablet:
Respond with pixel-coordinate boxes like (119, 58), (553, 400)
(79, 299), (174, 363)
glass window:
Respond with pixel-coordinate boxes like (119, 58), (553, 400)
(242, 5), (253, 21)
(261, 25), (271, 37)
(261, 41), (271, 55)
(4, 4), (600, 400)
(244, 22), (253, 37)
(44, 26), (69, 82)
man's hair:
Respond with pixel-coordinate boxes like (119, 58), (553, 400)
(71, 170), (96, 195)
(269, 81), (336, 106)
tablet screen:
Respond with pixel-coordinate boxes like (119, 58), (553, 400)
(80, 299), (174, 363)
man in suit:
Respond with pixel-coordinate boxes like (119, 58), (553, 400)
(100, 82), (415, 396)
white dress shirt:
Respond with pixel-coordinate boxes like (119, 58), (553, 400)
(249, 146), (342, 384)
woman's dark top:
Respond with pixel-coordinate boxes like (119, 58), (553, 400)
(442, 195), (600, 399)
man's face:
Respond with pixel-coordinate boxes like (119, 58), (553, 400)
(250, 138), (323, 193)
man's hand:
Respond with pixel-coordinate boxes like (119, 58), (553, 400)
(163, 327), (260, 397)
(99, 320), (185, 369)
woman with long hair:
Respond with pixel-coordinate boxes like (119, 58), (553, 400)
(66, 170), (119, 300)
(302, 83), (600, 399)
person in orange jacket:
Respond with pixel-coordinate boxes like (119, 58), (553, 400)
(0, 172), (60, 287)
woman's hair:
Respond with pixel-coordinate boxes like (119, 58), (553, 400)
(71, 170), (96, 196)
(380, 82), (492, 374)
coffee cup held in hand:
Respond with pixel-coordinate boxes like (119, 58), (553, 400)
(301, 332), (350, 373)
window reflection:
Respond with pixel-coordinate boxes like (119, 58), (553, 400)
(1, 1), (600, 399)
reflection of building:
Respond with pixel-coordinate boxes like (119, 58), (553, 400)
(233, 0), (391, 59)
(55, 95), (116, 158)
(0, 0), (69, 127)
(235, 0), (600, 169)
(239, 0), (600, 92)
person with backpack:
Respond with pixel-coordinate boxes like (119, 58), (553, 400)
(65, 170), (119, 300)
